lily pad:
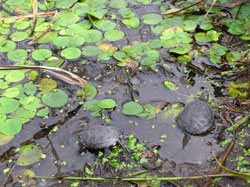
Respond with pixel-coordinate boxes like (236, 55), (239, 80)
(61, 47), (81, 59)
(3, 87), (20, 98)
(0, 118), (22, 135)
(122, 17), (140, 28)
(36, 108), (50, 117)
(94, 20), (116, 31)
(81, 29), (103, 42)
(122, 101), (144, 115)
(57, 11), (80, 27)
(10, 32), (28, 42)
(5, 70), (25, 82)
(32, 49), (52, 61)
(7, 49), (27, 62)
(0, 40), (16, 52)
(142, 13), (162, 25)
(82, 46), (100, 56)
(104, 30), (125, 41)
(0, 132), (14, 146)
(109, 0), (128, 8)
(97, 99), (116, 109)
(16, 145), (42, 166)
(42, 89), (68, 108)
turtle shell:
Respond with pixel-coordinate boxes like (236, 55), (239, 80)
(78, 126), (121, 149)
(176, 99), (214, 135)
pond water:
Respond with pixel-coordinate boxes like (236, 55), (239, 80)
(0, 0), (249, 186)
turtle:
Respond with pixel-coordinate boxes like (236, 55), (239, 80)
(78, 125), (121, 149)
(176, 93), (214, 135)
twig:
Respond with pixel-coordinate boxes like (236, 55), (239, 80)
(0, 65), (87, 88)
(0, 10), (56, 20)
(204, 141), (235, 187)
(28, 10), (58, 45)
(162, 0), (206, 16)
(30, 0), (38, 36)
(204, 0), (217, 19)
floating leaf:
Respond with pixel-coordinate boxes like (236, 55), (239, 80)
(94, 20), (116, 31)
(7, 49), (27, 62)
(13, 20), (30, 30)
(36, 108), (50, 117)
(142, 13), (162, 25)
(42, 89), (68, 108)
(109, 0), (128, 8)
(104, 30), (125, 41)
(0, 118), (22, 135)
(79, 83), (97, 100)
(61, 47), (81, 59)
(122, 101), (143, 115)
(38, 78), (57, 92)
(55, 0), (77, 9)
(0, 40), (16, 52)
(10, 32), (28, 42)
(82, 46), (100, 56)
(226, 52), (241, 62)
(164, 81), (177, 91)
(98, 99), (116, 109)
(0, 36), (6, 46)
(169, 44), (191, 55)
(57, 11), (80, 26)
(3, 87), (20, 98)
(38, 32), (57, 44)
(5, 70), (25, 82)
(122, 17), (140, 28)
(0, 132), (14, 146)
(32, 49), (52, 61)
(83, 100), (100, 112)
(141, 57), (156, 68)
(16, 145), (42, 166)
(81, 29), (102, 42)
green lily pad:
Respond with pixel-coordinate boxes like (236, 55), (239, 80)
(3, 87), (20, 98)
(104, 30), (125, 41)
(5, 70), (25, 82)
(38, 32), (57, 44)
(122, 17), (140, 28)
(210, 44), (228, 56)
(0, 97), (20, 115)
(83, 100), (100, 112)
(0, 132), (14, 146)
(0, 36), (6, 46)
(13, 20), (30, 30)
(10, 32), (28, 42)
(16, 145), (42, 166)
(141, 57), (156, 68)
(109, 0), (128, 8)
(32, 49), (52, 61)
(82, 46), (100, 56)
(61, 47), (81, 59)
(81, 29), (103, 42)
(7, 49), (27, 62)
(169, 44), (191, 55)
(0, 40), (16, 52)
(164, 81), (177, 91)
(119, 8), (135, 18)
(122, 101), (144, 115)
(57, 11), (80, 26)
(42, 89), (68, 108)
(81, 83), (97, 100)
(142, 13), (162, 25)
(226, 52), (241, 62)
(55, 0), (77, 9)
(36, 108), (50, 117)
(0, 118), (22, 135)
(97, 99), (116, 109)
(94, 20), (116, 31)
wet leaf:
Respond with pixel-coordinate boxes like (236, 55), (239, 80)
(141, 57), (156, 68)
(32, 49), (52, 61)
(13, 20), (30, 30)
(109, 0), (128, 9)
(98, 99), (116, 109)
(84, 100), (100, 112)
(0, 40), (16, 52)
(0, 36), (6, 46)
(42, 89), (68, 108)
(81, 83), (97, 100)
(81, 29), (102, 42)
(16, 145), (42, 166)
(0, 132), (14, 146)
(0, 118), (22, 135)
(169, 44), (191, 54)
(5, 70), (25, 82)
(55, 0), (77, 9)
(164, 81), (177, 91)
(38, 78), (57, 92)
(226, 52), (241, 62)
(142, 13), (162, 25)
(122, 17), (140, 28)
(82, 46), (100, 56)
(104, 30), (125, 41)
(94, 20), (116, 31)
(10, 32), (28, 42)
(61, 47), (81, 59)
(7, 49), (27, 62)
(57, 11), (80, 27)
(3, 87), (20, 98)
(36, 108), (49, 117)
(122, 101), (143, 115)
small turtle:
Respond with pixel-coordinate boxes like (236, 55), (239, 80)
(176, 93), (214, 135)
(78, 125), (121, 149)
